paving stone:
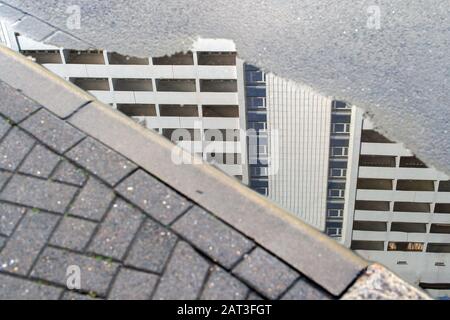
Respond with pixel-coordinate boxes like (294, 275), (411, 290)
(116, 169), (191, 224)
(201, 266), (249, 300)
(31, 247), (118, 296)
(62, 291), (100, 300)
(13, 16), (56, 41)
(0, 211), (58, 275)
(0, 81), (40, 123)
(233, 248), (299, 299)
(341, 263), (431, 300)
(0, 47), (92, 119)
(281, 278), (332, 300)
(0, 127), (35, 171)
(45, 31), (91, 50)
(69, 177), (114, 221)
(0, 273), (62, 300)
(0, 171), (11, 190)
(50, 216), (97, 251)
(125, 219), (177, 273)
(66, 137), (136, 186)
(19, 144), (60, 178)
(20, 109), (85, 154)
(88, 199), (143, 260)
(0, 235), (5, 249)
(52, 160), (87, 186)
(0, 174), (78, 213)
(0, 202), (26, 236)
(153, 242), (209, 300)
(0, 117), (10, 139)
(247, 292), (264, 300)
(173, 206), (254, 268)
(108, 268), (158, 300)
(0, 4), (25, 22)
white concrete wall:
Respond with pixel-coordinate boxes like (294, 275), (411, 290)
(266, 74), (332, 231)
(13, 35), (247, 180)
(344, 113), (450, 295)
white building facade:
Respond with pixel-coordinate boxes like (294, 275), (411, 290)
(3, 21), (450, 297)
(1, 27), (249, 183)
(343, 109), (450, 297)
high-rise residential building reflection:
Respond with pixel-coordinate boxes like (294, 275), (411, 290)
(2, 26), (449, 298)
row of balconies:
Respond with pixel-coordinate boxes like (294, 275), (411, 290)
(21, 50), (237, 66)
(117, 104), (239, 118)
(357, 178), (450, 192)
(351, 238), (450, 253)
(355, 200), (450, 213)
(69, 78), (238, 93)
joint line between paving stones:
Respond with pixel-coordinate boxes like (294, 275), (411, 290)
(0, 1), (95, 47)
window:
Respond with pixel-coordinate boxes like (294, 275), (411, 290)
(257, 145), (267, 155)
(70, 78), (110, 91)
(250, 166), (268, 177)
(396, 180), (435, 191)
(197, 52), (236, 65)
(357, 178), (393, 190)
(202, 105), (239, 118)
(359, 155), (396, 167)
(391, 222), (426, 233)
(332, 123), (350, 134)
(21, 50), (62, 64)
(438, 181), (450, 192)
(427, 243), (450, 253)
(200, 79), (237, 92)
(331, 147), (349, 157)
(351, 241), (384, 251)
(332, 101), (349, 110)
(393, 202), (430, 213)
(353, 221), (387, 232)
(326, 228), (342, 237)
(156, 79), (196, 92)
(388, 242), (424, 252)
(330, 168), (347, 178)
(117, 104), (156, 117)
(435, 203), (450, 214)
(65, 50), (105, 64)
(420, 283), (450, 289)
(254, 188), (268, 196)
(107, 52), (149, 65)
(248, 122), (267, 131)
(430, 224), (450, 234)
(246, 70), (265, 83)
(152, 52), (194, 65)
(327, 209), (343, 217)
(399, 156), (427, 168)
(112, 78), (153, 91)
(328, 189), (345, 198)
(361, 130), (393, 143)
(159, 104), (198, 117)
(246, 97), (266, 109)
(355, 200), (390, 211)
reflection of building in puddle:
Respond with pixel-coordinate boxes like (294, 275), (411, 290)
(2, 26), (449, 298)
(2, 31), (249, 185)
(344, 111), (450, 298)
